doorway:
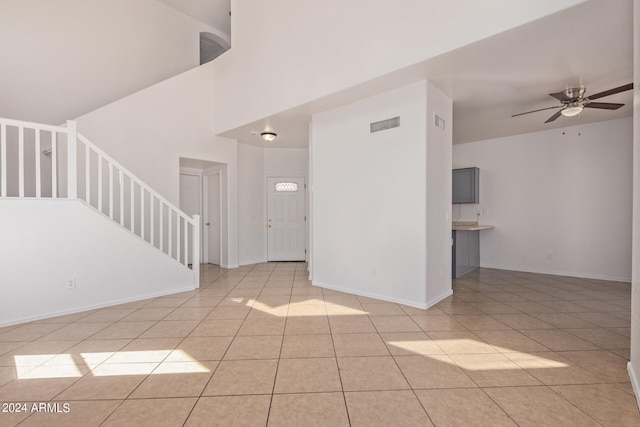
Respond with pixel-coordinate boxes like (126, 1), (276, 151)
(267, 176), (306, 261)
(179, 158), (225, 267)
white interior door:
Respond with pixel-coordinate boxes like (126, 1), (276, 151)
(206, 173), (221, 265)
(267, 177), (306, 261)
(179, 174), (201, 263)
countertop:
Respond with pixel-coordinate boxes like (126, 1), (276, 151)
(452, 221), (495, 231)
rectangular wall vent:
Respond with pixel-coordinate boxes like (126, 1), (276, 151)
(434, 114), (446, 130)
(370, 116), (400, 133)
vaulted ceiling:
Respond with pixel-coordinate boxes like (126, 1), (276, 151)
(221, 0), (633, 147)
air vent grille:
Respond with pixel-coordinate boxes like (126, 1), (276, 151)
(370, 116), (400, 133)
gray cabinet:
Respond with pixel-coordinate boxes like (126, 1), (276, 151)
(452, 230), (480, 278)
(453, 167), (479, 204)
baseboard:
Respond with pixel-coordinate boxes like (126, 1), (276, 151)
(221, 264), (240, 269)
(628, 362), (640, 411)
(480, 263), (631, 283)
(426, 289), (453, 308)
(312, 280), (429, 310)
(0, 285), (195, 328)
(239, 259), (267, 267)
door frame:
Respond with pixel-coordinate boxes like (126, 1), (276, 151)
(203, 168), (223, 265)
(179, 169), (204, 263)
(265, 175), (307, 262)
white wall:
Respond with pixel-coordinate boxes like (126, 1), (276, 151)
(311, 81), (429, 307)
(214, 0), (585, 133)
(238, 144), (309, 265)
(628, 0), (640, 409)
(0, 199), (195, 327)
(453, 117), (633, 282)
(75, 62), (240, 268)
(0, 0), (213, 124)
(426, 82), (453, 305)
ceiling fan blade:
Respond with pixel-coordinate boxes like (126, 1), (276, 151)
(511, 105), (561, 117)
(544, 110), (563, 123)
(584, 102), (624, 110)
(588, 83), (633, 100)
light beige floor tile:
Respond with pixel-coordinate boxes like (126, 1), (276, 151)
(121, 308), (174, 321)
(186, 395), (271, 427)
(168, 336), (232, 361)
(338, 356), (409, 391)
(380, 332), (444, 356)
(565, 328), (630, 349)
(332, 333), (389, 357)
(559, 350), (630, 382)
(328, 316), (376, 334)
(139, 320), (200, 338)
(467, 301), (522, 314)
(504, 351), (599, 385)
(491, 314), (554, 329)
(449, 353), (541, 387)
(370, 315), (422, 332)
(274, 358), (341, 393)
(0, 377), (79, 401)
(345, 390), (432, 427)
(361, 303), (406, 316)
(529, 313), (594, 329)
(224, 336), (283, 360)
(203, 359), (277, 395)
(485, 386), (600, 427)
(190, 319), (243, 337)
(132, 363), (215, 398)
(551, 384), (640, 426)
(38, 323), (111, 341)
(284, 317), (330, 335)
(450, 314), (511, 330)
(519, 329), (598, 351)
(394, 355), (476, 389)
(0, 324), (65, 341)
(570, 312), (630, 327)
(416, 388), (516, 427)
(18, 400), (121, 427)
(505, 301), (558, 314)
(411, 314), (466, 332)
(268, 392), (349, 427)
(77, 309), (137, 323)
(205, 307), (251, 320)
(280, 334), (335, 358)
(427, 331), (498, 354)
(90, 321), (156, 340)
(237, 318), (286, 336)
(144, 297), (190, 308)
(473, 329), (550, 353)
(102, 397), (196, 427)
(164, 307), (214, 321)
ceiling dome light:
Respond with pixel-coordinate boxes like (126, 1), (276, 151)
(561, 103), (583, 117)
(261, 132), (277, 142)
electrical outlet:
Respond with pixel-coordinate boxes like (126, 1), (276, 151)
(66, 279), (76, 289)
(546, 253), (553, 262)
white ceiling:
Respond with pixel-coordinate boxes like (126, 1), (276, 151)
(223, 0), (633, 147)
(156, 0), (230, 42)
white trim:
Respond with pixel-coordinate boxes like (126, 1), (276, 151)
(221, 263), (239, 269)
(179, 167), (204, 176)
(240, 259), (268, 266)
(203, 169), (223, 266)
(426, 289), (454, 308)
(312, 280), (430, 310)
(627, 362), (640, 411)
(479, 263), (632, 283)
(266, 175), (307, 262)
(0, 286), (195, 328)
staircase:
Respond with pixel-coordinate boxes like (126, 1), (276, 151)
(0, 117), (200, 317)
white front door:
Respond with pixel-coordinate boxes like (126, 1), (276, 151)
(205, 173), (221, 265)
(179, 174), (201, 264)
(267, 177), (306, 261)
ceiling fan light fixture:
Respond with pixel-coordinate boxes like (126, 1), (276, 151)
(261, 132), (277, 142)
(561, 104), (583, 117)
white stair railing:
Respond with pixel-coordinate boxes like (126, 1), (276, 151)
(0, 117), (199, 287)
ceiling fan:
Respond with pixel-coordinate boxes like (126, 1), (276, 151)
(512, 83), (634, 123)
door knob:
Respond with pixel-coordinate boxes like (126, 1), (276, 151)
(205, 222), (211, 226)
(268, 224), (272, 228)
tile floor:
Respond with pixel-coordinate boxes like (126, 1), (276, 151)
(0, 263), (638, 426)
